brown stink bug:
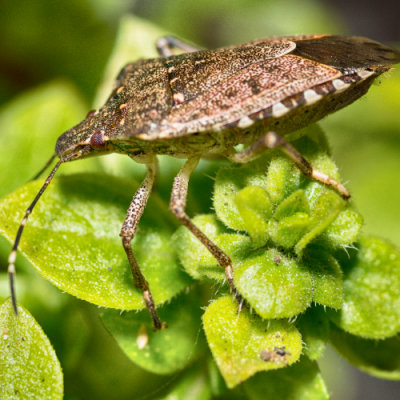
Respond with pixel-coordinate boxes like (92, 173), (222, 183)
(7, 35), (400, 330)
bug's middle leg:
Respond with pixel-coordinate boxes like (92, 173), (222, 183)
(226, 131), (350, 199)
(170, 156), (242, 306)
(120, 156), (166, 331)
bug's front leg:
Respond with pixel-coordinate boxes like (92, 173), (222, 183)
(170, 156), (243, 307)
(120, 156), (166, 331)
(226, 131), (350, 200)
(156, 36), (201, 57)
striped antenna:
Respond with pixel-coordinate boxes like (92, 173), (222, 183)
(30, 153), (57, 181)
(8, 146), (91, 315)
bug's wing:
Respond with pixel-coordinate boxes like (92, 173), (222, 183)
(157, 35), (400, 138)
(118, 40), (297, 139)
(158, 55), (340, 137)
(292, 35), (400, 72)
(111, 58), (175, 137)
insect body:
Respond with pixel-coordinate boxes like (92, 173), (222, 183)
(8, 35), (400, 330)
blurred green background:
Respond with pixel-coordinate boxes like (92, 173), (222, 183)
(1, 0), (400, 399)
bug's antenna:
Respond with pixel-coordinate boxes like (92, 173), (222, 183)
(8, 146), (91, 315)
(30, 153), (57, 181)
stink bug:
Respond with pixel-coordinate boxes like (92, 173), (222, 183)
(7, 34), (400, 330)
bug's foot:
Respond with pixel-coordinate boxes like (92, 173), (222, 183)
(150, 311), (167, 331)
(224, 264), (246, 313)
(311, 170), (350, 200)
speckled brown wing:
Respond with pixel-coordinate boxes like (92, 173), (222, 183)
(117, 40), (297, 139)
(116, 58), (174, 137)
(156, 55), (340, 138)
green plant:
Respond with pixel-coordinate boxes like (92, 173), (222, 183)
(1, 14), (400, 400)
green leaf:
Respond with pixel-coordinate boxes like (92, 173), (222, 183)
(0, 298), (63, 399)
(294, 134), (341, 206)
(197, 233), (254, 281)
(328, 237), (400, 338)
(0, 174), (191, 310)
(266, 154), (301, 205)
(203, 296), (302, 388)
(273, 189), (310, 220)
(269, 212), (312, 249)
(307, 251), (343, 309)
(234, 249), (313, 319)
(172, 214), (227, 279)
(329, 323), (400, 380)
(323, 208), (363, 247)
(244, 356), (329, 400)
(161, 363), (212, 400)
(214, 167), (268, 231)
(297, 305), (329, 360)
(295, 191), (345, 256)
(100, 290), (203, 375)
(234, 186), (272, 247)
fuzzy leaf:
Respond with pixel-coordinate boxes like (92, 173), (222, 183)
(295, 191), (345, 256)
(273, 189), (310, 220)
(172, 214), (227, 279)
(214, 167), (268, 231)
(244, 356), (329, 400)
(197, 233), (254, 281)
(323, 208), (363, 248)
(234, 186), (272, 247)
(307, 251), (343, 309)
(203, 296), (302, 388)
(329, 323), (400, 380)
(297, 305), (329, 360)
(0, 298), (63, 399)
(100, 291), (203, 374)
(266, 155), (301, 205)
(328, 237), (400, 338)
(269, 213), (312, 249)
(0, 174), (191, 310)
(234, 249), (313, 319)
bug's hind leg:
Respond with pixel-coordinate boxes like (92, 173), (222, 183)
(170, 156), (243, 307)
(156, 36), (201, 57)
(226, 131), (350, 200)
(120, 156), (166, 331)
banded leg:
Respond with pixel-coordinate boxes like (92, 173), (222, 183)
(169, 156), (243, 306)
(226, 131), (350, 200)
(120, 158), (166, 331)
(156, 36), (201, 57)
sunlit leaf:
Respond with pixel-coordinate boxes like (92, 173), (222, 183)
(214, 167), (268, 231)
(295, 191), (345, 256)
(234, 186), (272, 247)
(234, 249), (312, 319)
(172, 214), (228, 279)
(0, 174), (191, 310)
(328, 237), (400, 338)
(203, 296), (302, 388)
(307, 251), (343, 309)
(0, 298), (63, 399)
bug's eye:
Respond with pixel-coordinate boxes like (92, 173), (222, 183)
(86, 109), (98, 119)
(90, 130), (106, 148)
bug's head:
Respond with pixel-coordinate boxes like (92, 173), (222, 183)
(55, 109), (114, 160)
